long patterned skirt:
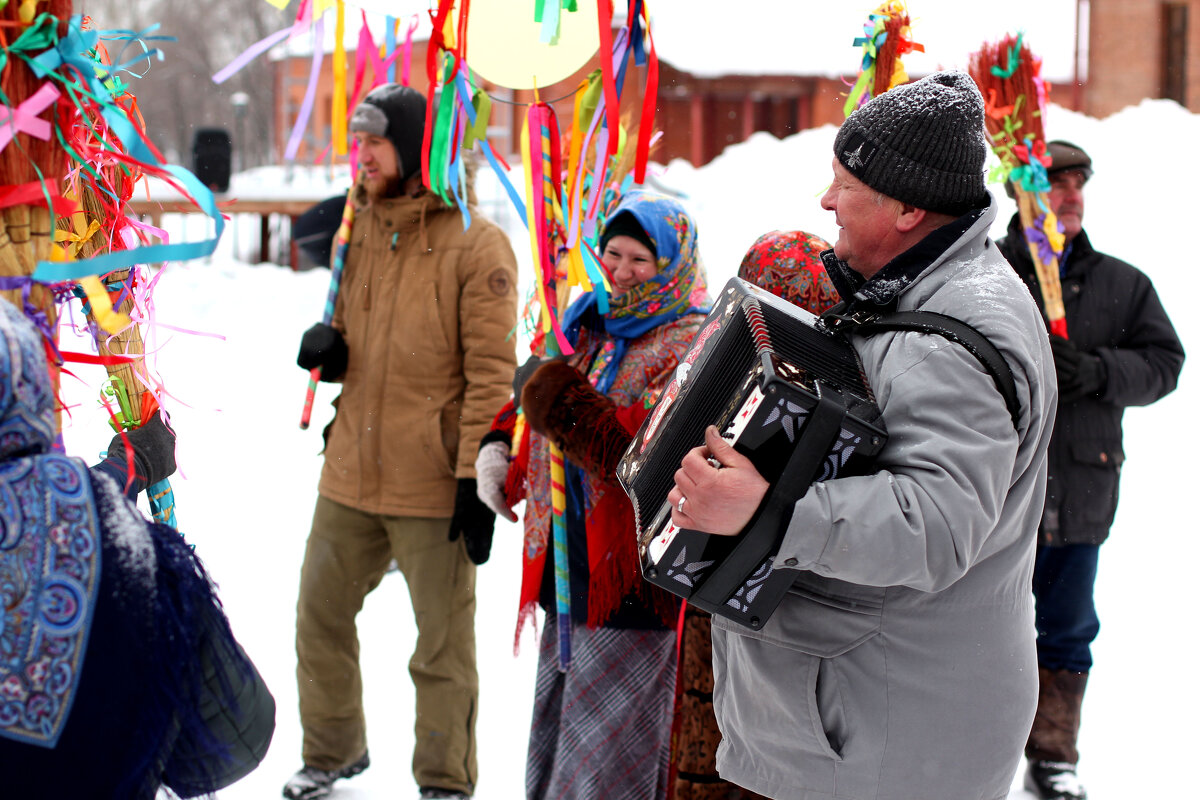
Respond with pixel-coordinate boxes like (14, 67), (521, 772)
(525, 613), (677, 800)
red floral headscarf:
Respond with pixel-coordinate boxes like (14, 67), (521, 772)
(737, 230), (839, 316)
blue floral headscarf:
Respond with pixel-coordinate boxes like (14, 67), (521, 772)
(562, 191), (711, 393)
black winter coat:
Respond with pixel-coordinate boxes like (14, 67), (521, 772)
(997, 215), (1185, 545)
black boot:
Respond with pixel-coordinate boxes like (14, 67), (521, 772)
(1025, 760), (1087, 800)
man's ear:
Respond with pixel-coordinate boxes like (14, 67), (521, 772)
(895, 203), (927, 234)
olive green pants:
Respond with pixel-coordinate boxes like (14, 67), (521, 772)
(296, 495), (478, 793)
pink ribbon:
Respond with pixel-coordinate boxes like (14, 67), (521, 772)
(0, 83), (61, 153)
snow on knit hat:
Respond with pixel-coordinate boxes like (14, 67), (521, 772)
(348, 83), (426, 183)
(833, 71), (989, 216)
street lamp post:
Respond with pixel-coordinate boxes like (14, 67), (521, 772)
(231, 91), (249, 174)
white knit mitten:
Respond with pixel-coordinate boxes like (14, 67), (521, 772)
(474, 441), (518, 522)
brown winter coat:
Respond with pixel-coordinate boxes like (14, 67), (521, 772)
(319, 188), (519, 517)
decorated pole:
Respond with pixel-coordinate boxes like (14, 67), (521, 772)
(299, 189), (355, 430)
(969, 33), (1068, 338)
(63, 178), (181, 527)
(1, 9), (226, 528)
(0, 1), (73, 431)
(844, 1), (923, 117)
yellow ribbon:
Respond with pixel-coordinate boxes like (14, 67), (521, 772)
(78, 275), (133, 336)
(519, 116), (553, 336)
(18, 0), (42, 23)
(54, 219), (101, 261)
(332, 0), (347, 156)
(1042, 209), (1065, 256)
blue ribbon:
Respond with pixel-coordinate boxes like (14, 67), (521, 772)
(27, 16), (224, 282)
(385, 16), (398, 83)
(454, 70), (528, 227)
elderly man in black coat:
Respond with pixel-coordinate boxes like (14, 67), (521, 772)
(997, 140), (1185, 800)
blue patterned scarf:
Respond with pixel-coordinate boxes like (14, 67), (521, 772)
(0, 301), (101, 748)
(561, 190), (711, 393)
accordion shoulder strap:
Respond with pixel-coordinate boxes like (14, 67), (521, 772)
(849, 310), (1022, 430)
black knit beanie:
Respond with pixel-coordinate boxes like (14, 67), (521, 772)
(833, 71), (989, 216)
(348, 83), (426, 183)
(599, 210), (657, 259)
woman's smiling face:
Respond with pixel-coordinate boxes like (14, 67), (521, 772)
(603, 235), (657, 297)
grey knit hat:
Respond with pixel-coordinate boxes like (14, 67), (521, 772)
(349, 83), (426, 183)
(833, 71), (989, 215)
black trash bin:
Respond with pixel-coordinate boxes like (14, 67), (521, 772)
(192, 128), (232, 193)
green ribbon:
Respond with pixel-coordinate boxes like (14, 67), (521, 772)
(990, 32), (1025, 79)
(577, 69), (602, 129)
(461, 88), (490, 151)
(428, 52), (459, 205)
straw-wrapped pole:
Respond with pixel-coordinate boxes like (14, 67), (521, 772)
(871, 6), (908, 98)
(968, 35), (1068, 338)
(0, 1), (73, 427)
(844, 1), (922, 118)
(57, 176), (154, 412)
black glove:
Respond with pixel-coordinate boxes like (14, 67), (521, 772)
(106, 413), (177, 489)
(512, 354), (566, 405)
(448, 478), (496, 565)
(1049, 335), (1107, 403)
(297, 323), (348, 382)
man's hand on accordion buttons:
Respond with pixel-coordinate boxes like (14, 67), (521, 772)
(670, 426), (768, 536)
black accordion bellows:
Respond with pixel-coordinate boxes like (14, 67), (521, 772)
(617, 277), (888, 629)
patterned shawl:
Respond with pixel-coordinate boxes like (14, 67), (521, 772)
(0, 301), (101, 748)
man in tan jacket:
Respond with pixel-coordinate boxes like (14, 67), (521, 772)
(286, 84), (519, 800)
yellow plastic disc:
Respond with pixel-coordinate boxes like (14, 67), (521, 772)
(465, 0), (600, 90)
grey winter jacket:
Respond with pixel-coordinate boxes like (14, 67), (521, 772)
(711, 196), (1057, 800)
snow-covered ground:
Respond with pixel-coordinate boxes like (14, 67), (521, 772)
(58, 98), (1196, 799)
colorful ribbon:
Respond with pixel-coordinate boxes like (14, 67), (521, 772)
(0, 81), (59, 152)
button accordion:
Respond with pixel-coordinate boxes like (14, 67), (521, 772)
(616, 277), (888, 629)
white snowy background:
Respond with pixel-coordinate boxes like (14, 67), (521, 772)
(49, 0), (1194, 793)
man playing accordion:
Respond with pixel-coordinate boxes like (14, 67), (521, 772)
(670, 72), (1057, 800)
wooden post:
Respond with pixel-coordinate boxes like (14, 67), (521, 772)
(689, 93), (704, 167)
(260, 213), (270, 264)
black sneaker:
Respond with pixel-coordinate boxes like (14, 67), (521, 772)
(282, 751), (370, 799)
(418, 788), (471, 800)
(1025, 760), (1087, 800)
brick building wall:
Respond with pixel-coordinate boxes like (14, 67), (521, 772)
(1086, 0), (1199, 116)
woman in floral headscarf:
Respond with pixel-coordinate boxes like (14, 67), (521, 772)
(475, 191), (710, 800)
(666, 229), (838, 800)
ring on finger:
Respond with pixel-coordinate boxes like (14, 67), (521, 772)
(677, 496), (686, 514)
